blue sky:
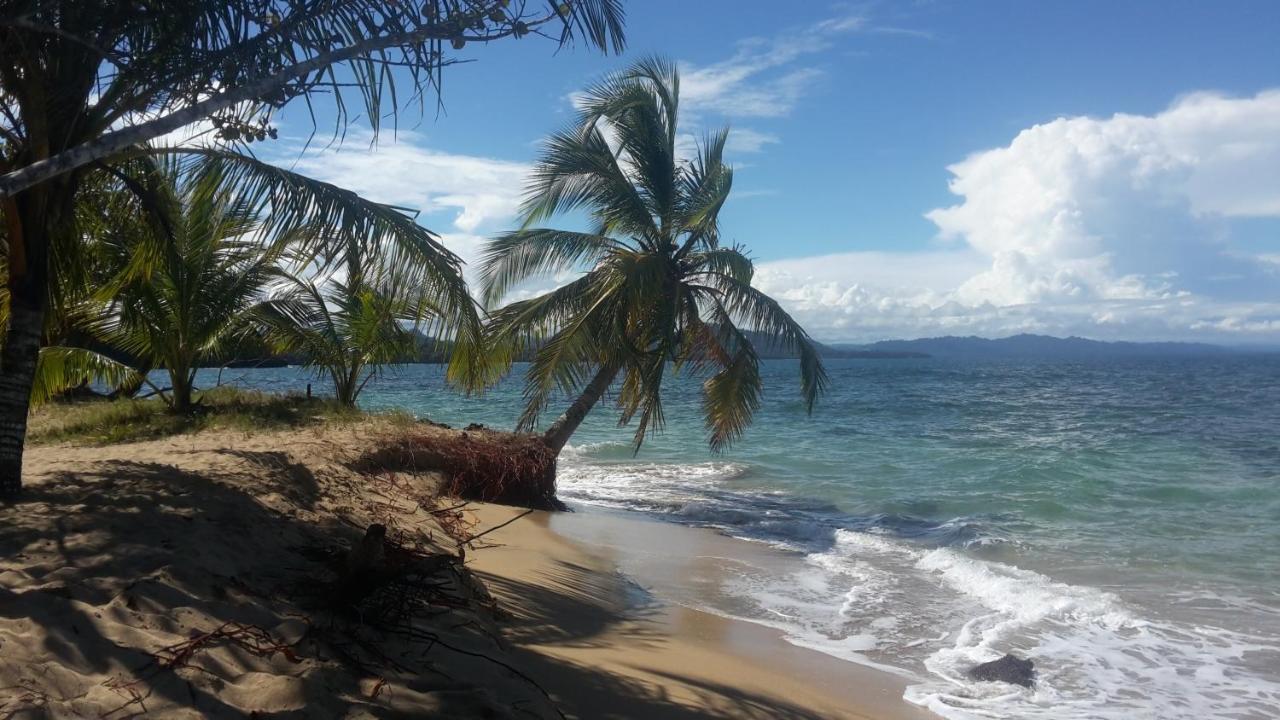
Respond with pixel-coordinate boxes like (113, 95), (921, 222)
(253, 1), (1280, 343)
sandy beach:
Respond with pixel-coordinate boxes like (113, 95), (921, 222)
(1, 422), (929, 719)
(466, 503), (932, 720)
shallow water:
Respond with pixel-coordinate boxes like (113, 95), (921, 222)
(185, 356), (1280, 719)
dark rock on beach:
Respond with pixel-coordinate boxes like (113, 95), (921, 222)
(967, 654), (1036, 687)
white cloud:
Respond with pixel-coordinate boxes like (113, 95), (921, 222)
(725, 127), (781, 154)
(679, 14), (866, 119)
(285, 130), (530, 235)
(758, 90), (1280, 342)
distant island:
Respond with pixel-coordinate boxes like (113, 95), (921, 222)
(741, 331), (930, 360)
(828, 333), (1240, 360)
(217, 332), (1260, 367)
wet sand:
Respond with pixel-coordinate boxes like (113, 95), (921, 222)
(467, 503), (934, 719)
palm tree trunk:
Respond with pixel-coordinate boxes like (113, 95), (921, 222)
(170, 367), (194, 411)
(173, 385), (192, 412)
(0, 300), (42, 500)
(543, 364), (620, 456)
(0, 189), (57, 500)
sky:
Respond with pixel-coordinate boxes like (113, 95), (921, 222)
(256, 1), (1280, 344)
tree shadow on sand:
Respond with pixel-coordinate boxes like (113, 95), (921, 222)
(5, 447), (847, 719)
(0, 459), (353, 717)
(0, 453), (550, 718)
(477, 562), (838, 720)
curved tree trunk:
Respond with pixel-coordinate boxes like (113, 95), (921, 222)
(542, 364), (620, 457)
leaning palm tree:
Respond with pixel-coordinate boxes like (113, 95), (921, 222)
(259, 251), (438, 407)
(480, 57), (828, 456)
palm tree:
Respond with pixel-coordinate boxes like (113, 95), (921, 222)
(258, 250), (438, 407)
(5, 147), (486, 409)
(480, 57), (828, 456)
(72, 151), (486, 413)
(0, 0), (624, 497)
(91, 156), (293, 411)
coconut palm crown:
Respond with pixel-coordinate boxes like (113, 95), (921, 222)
(480, 57), (828, 455)
(258, 241), (444, 407)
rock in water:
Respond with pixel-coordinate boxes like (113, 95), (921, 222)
(967, 654), (1036, 687)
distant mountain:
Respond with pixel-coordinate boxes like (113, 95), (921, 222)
(829, 333), (1236, 360)
(214, 332), (1248, 367)
(741, 331), (928, 360)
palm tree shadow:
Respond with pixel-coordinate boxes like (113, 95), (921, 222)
(477, 560), (665, 649)
(0, 459), (357, 717)
(477, 560), (837, 720)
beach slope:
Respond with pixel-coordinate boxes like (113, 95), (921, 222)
(2, 421), (923, 719)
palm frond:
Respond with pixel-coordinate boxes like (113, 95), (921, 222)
(520, 123), (660, 241)
(678, 129), (733, 254)
(479, 228), (621, 307)
(30, 346), (141, 406)
(709, 272), (830, 413)
(688, 246), (754, 285)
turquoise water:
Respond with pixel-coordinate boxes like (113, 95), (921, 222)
(188, 357), (1280, 718)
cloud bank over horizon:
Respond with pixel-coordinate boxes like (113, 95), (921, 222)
(760, 90), (1280, 343)
(273, 86), (1280, 345)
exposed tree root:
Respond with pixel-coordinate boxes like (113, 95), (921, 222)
(354, 427), (563, 510)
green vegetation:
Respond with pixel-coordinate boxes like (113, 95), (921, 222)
(88, 156), (293, 412)
(480, 57), (827, 455)
(1, 1), (625, 497)
(3, 14), (831, 503)
(258, 242), (442, 407)
(24, 386), (397, 447)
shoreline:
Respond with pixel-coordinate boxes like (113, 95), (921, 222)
(5, 421), (934, 719)
(466, 502), (935, 720)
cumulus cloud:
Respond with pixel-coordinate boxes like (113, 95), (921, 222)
(760, 90), (1280, 342)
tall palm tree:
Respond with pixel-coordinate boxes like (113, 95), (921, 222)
(480, 57), (828, 456)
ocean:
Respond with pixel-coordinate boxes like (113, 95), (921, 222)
(184, 356), (1280, 719)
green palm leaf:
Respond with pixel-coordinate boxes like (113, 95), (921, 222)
(480, 57), (828, 455)
(30, 347), (141, 406)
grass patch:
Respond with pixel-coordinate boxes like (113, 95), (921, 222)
(26, 386), (402, 446)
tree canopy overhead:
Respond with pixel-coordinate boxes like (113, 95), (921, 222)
(0, 0), (627, 499)
(0, 0), (626, 196)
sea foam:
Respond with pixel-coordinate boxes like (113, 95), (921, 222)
(555, 452), (1280, 720)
